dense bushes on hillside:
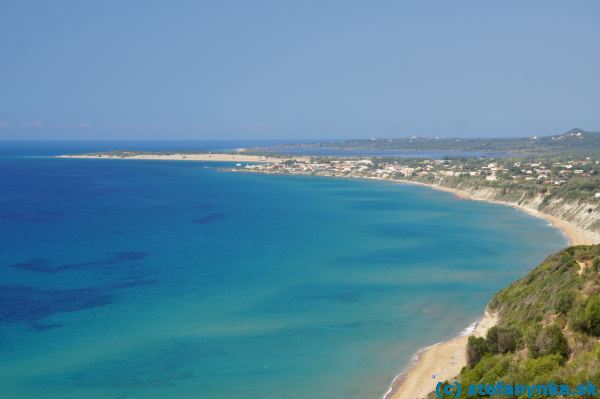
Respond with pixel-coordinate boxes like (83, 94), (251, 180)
(571, 295), (600, 337)
(555, 290), (575, 315)
(527, 325), (570, 360)
(466, 336), (488, 369)
(434, 245), (600, 398)
(487, 326), (521, 354)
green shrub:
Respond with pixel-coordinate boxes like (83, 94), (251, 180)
(521, 354), (563, 382)
(559, 254), (576, 269)
(527, 325), (570, 360)
(467, 336), (489, 368)
(554, 290), (575, 315)
(570, 295), (600, 336)
(584, 295), (600, 336)
(593, 257), (600, 272)
(486, 326), (521, 353)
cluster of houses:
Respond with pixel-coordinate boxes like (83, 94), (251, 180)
(505, 159), (597, 185)
(238, 156), (600, 197)
(245, 158), (600, 185)
(241, 158), (416, 179)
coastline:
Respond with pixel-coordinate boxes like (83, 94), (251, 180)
(381, 180), (597, 399)
(394, 179), (597, 246)
(57, 155), (598, 398)
(56, 153), (308, 163)
(231, 169), (598, 246)
(227, 168), (593, 398)
(385, 311), (498, 399)
(56, 153), (600, 247)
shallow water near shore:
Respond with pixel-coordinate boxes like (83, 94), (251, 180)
(0, 150), (566, 399)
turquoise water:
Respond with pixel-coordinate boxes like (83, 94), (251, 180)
(0, 154), (566, 399)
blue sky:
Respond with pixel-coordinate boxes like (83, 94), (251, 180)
(1, 0), (599, 139)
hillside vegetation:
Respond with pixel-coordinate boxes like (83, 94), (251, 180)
(433, 245), (600, 398)
(284, 128), (600, 157)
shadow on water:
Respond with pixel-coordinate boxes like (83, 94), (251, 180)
(9, 252), (148, 273)
(2, 251), (155, 330)
(0, 210), (68, 223)
(0, 284), (113, 325)
(193, 212), (225, 224)
(0, 277), (158, 330)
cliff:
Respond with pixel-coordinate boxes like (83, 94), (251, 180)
(420, 179), (600, 244)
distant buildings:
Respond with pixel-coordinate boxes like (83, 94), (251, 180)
(237, 155), (600, 198)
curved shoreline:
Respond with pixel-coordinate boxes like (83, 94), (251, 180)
(53, 156), (598, 398)
(393, 179), (597, 246)
(57, 153), (598, 246)
(381, 180), (597, 399)
(384, 311), (498, 399)
(264, 172), (590, 399)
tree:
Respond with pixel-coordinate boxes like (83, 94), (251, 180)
(528, 325), (570, 360)
(486, 326), (521, 353)
(555, 290), (575, 315)
(570, 295), (600, 337)
(584, 295), (600, 336)
(466, 336), (489, 368)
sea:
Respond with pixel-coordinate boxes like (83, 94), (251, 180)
(0, 141), (566, 399)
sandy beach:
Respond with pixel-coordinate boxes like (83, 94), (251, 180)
(395, 180), (599, 246)
(384, 181), (598, 399)
(57, 153), (308, 163)
(386, 311), (498, 399)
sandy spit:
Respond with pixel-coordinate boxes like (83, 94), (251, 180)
(56, 153), (309, 163)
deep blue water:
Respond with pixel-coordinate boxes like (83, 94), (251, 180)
(0, 142), (565, 398)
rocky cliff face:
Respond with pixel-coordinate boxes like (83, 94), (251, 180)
(441, 183), (600, 243)
(537, 196), (600, 233)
